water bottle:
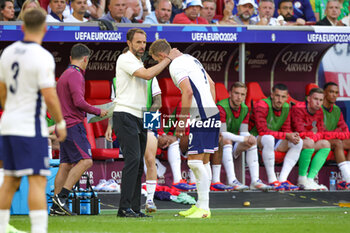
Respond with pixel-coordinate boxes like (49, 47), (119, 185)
(329, 171), (337, 191)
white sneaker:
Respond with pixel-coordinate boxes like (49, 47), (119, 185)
(318, 184), (328, 191)
(297, 176), (307, 189)
(303, 179), (321, 190)
(101, 179), (120, 192)
(230, 179), (249, 191)
(250, 179), (272, 191)
(94, 179), (107, 191)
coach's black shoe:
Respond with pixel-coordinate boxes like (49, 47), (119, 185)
(52, 195), (77, 216)
(117, 208), (139, 217)
(135, 211), (152, 218)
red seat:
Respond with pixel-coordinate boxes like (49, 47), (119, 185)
(286, 94), (300, 106)
(83, 119), (120, 160)
(305, 83), (319, 97)
(85, 80), (112, 105)
(245, 82), (267, 111)
(158, 78), (181, 118)
(84, 80), (119, 160)
(215, 82), (229, 103)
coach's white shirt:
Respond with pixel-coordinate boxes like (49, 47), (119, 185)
(114, 51), (147, 118)
(0, 41), (55, 137)
(169, 54), (219, 121)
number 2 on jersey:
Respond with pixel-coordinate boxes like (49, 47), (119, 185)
(10, 62), (19, 94)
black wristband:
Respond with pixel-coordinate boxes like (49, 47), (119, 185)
(166, 56), (172, 62)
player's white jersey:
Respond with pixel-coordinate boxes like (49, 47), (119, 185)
(169, 54), (219, 120)
(151, 77), (161, 97)
(0, 41), (55, 137)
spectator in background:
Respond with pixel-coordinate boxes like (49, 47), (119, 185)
(277, 0), (306, 25)
(169, 0), (183, 22)
(231, 0), (257, 25)
(315, 0), (349, 21)
(0, 0), (15, 21)
(143, 0), (171, 24)
(220, 0), (238, 24)
(17, 0), (40, 20)
(46, 0), (66, 22)
(252, 0), (279, 25)
(135, 0), (151, 21)
(316, 0), (345, 25)
(200, 0), (218, 24)
(125, 0), (141, 22)
(65, 0), (89, 22)
(99, 0), (131, 23)
(173, 0), (208, 24)
(226, 0), (258, 16)
(87, 0), (106, 19)
(274, 0), (315, 22)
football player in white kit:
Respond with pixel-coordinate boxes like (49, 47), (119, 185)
(0, 8), (66, 233)
(149, 39), (220, 218)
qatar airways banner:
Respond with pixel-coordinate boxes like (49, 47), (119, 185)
(321, 43), (350, 100)
(272, 43), (332, 100)
(0, 41), (333, 99)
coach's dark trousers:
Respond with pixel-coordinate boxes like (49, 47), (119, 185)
(113, 112), (147, 212)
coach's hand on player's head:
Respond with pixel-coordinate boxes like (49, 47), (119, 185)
(100, 109), (108, 117)
(168, 48), (182, 61)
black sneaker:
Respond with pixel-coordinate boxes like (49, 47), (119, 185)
(52, 195), (76, 216)
(135, 211), (152, 218)
(49, 206), (66, 216)
(117, 208), (139, 217)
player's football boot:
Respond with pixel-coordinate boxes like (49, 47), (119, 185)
(178, 205), (198, 217)
(185, 208), (211, 219)
(210, 182), (234, 191)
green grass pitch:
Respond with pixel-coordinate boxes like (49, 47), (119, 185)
(9, 207), (350, 233)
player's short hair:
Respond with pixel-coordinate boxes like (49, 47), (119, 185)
(149, 39), (171, 56)
(229, 82), (246, 92)
(272, 83), (288, 92)
(126, 28), (147, 42)
(278, 0), (292, 9)
(71, 43), (90, 60)
(323, 82), (338, 90)
(309, 87), (324, 97)
(23, 8), (47, 32)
